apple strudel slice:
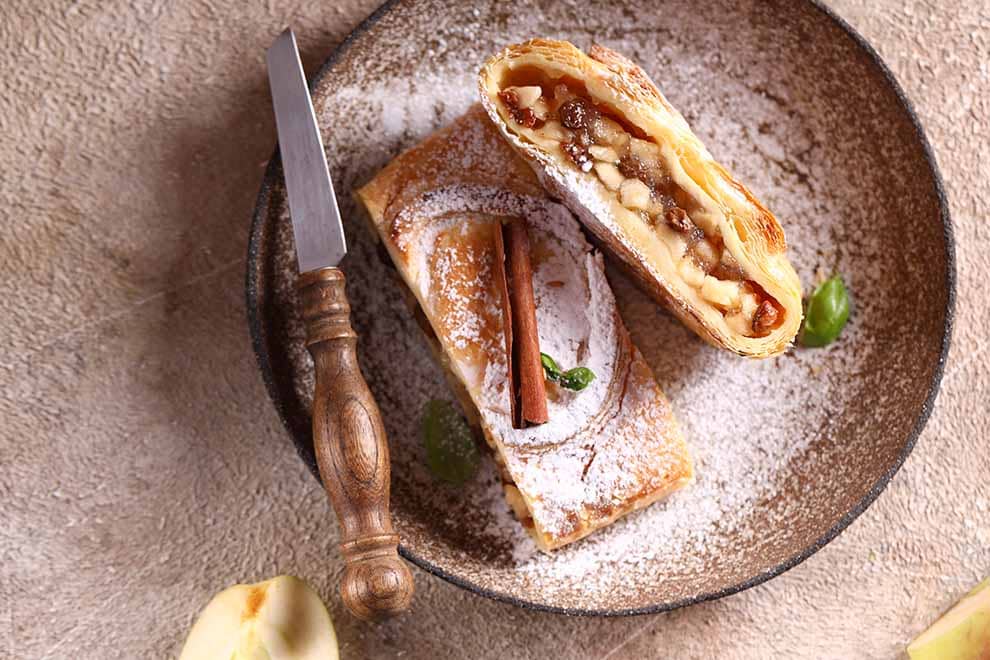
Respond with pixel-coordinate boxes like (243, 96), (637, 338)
(479, 39), (803, 357)
(357, 105), (693, 551)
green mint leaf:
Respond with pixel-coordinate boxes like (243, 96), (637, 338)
(541, 352), (563, 382)
(560, 367), (596, 391)
(421, 400), (479, 485)
(800, 275), (851, 347)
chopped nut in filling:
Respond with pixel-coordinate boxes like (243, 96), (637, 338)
(498, 82), (784, 338)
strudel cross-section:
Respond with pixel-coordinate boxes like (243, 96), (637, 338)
(480, 39), (803, 357)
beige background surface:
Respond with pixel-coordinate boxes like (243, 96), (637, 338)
(1, 1), (987, 658)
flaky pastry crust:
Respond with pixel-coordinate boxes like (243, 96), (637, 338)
(357, 106), (692, 550)
(479, 39), (803, 357)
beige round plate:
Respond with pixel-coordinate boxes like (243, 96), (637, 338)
(247, 0), (953, 615)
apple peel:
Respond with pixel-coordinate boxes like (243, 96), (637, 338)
(908, 577), (990, 660)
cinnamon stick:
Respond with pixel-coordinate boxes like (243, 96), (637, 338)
(493, 217), (549, 429)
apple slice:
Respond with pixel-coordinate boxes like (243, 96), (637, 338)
(908, 577), (990, 660)
(179, 575), (339, 660)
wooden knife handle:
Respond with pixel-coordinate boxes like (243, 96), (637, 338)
(298, 267), (414, 621)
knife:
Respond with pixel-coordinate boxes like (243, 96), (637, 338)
(266, 28), (413, 621)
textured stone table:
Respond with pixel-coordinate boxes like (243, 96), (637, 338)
(1, 1), (987, 658)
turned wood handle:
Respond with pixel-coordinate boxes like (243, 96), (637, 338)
(298, 267), (414, 621)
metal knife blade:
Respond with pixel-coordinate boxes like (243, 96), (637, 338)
(266, 28), (346, 273)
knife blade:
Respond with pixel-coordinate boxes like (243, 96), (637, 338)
(266, 28), (346, 273)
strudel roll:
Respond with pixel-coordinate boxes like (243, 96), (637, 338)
(357, 106), (693, 551)
(479, 39), (803, 357)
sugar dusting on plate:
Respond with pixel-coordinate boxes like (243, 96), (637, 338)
(261, 0), (921, 611)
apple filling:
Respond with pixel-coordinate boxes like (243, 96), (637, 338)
(497, 83), (782, 338)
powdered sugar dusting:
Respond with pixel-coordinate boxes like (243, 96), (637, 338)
(256, 0), (950, 611)
(381, 178), (691, 542)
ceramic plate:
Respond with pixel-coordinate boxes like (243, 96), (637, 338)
(247, 0), (953, 615)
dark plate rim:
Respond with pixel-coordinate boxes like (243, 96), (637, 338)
(245, 0), (956, 617)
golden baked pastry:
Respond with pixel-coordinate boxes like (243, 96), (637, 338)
(357, 106), (693, 551)
(479, 39), (803, 357)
